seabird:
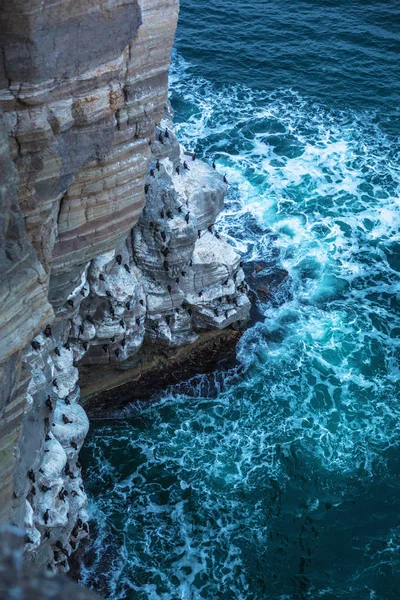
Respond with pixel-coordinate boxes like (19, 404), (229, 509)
(167, 210), (173, 219)
(189, 260), (193, 267)
(161, 231), (167, 242)
(150, 169), (155, 177)
(62, 414), (72, 424)
(106, 290), (112, 297)
(165, 128), (170, 138)
(67, 299), (74, 307)
(43, 509), (49, 525)
(145, 183), (150, 194)
(156, 159), (160, 171)
(225, 310), (229, 318)
(58, 490), (65, 502)
(198, 230), (201, 239)
(42, 485), (50, 493)
(64, 398), (71, 405)
(212, 162), (216, 169)
(79, 324), (84, 335)
(198, 291), (203, 297)
(160, 209), (165, 219)
(185, 212), (190, 224)
(181, 271), (186, 277)
(116, 254), (122, 265)
(176, 165), (180, 175)
(99, 273), (105, 281)
(64, 342), (70, 350)
(163, 260), (169, 271)
(192, 154), (196, 161)
(126, 301), (131, 310)
(45, 397), (53, 410)
(175, 277), (180, 284)
(178, 206), (183, 213)
(167, 284), (172, 293)
(45, 434), (51, 442)
(31, 340), (41, 351)
(44, 530), (51, 538)
(53, 379), (58, 389)
(159, 132), (164, 144)
(44, 325), (52, 338)
(71, 491), (78, 498)
(223, 175), (228, 183)
(119, 319), (125, 328)
(77, 518), (83, 528)
(136, 317), (141, 326)
(183, 161), (190, 170)
(124, 263), (131, 273)
(121, 338), (126, 348)
(140, 299), (144, 306)
(30, 486), (36, 496)
(166, 315), (171, 325)
(208, 224), (214, 233)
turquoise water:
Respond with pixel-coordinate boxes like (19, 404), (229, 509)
(80, 2), (400, 598)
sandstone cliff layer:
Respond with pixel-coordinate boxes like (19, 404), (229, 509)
(0, 0), (250, 580)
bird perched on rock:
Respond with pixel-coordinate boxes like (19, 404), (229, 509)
(136, 317), (141, 326)
(145, 183), (150, 194)
(166, 315), (171, 325)
(119, 319), (125, 328)
(67, 299), (74, 307)
(43, 509), (50, 525)
(225, 310), (229, 318)
(106, 290), (112, 298)
(175, 277), (180, 284)
(150, 169), (155, 178)
(53, 379), (58, 389)
(124, 263), (131, 273)
(45, 434), (51, 442)
(163, 260), (169, 271)
(223, 175), (228, 183)
(121, 338), (126, 348)
(44, 325), (52, 338)
(116, 254), (122, 265)
(212, 162), (216, 169)
(167, 210), (173, 219)
(45, 397), (53, 410)
(158, 132), (164, 144)
(156, 159), (160, 171)
(140, 299), (144, 306)
(178, 206), (183, 213)
(165, 128), (170, 138)
(160, 209), (165, 218)
(62, 414), (73, 425)
(162, 247), (169, 257)
(176, 165), (180, 175)
(189, 259), (193, 267)
(79, 324), (84, 335)
(181, 271), (186, 277)
(161, 231), (167, 242)
(71, 441), (78, 450)
(198, 291), (203, 297)
(58, 489), (65, 502)
(64, 397), (71, 405)
(198, 230), (201, 239)
(208, 224), (214, 233)
(192, 154), (196, 161)
(54, 347), (60, 356)
(223, 279), (229, 286)
(126, 301), (131, 310)
(183, 161), (190, 170)
(31, 340), (41, 351)
(185, 212), (190, 224)
(99, 273), (105, 281)
(167, 284), (172, 293)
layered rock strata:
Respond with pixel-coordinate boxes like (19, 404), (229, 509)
(0, 0), (251, 580)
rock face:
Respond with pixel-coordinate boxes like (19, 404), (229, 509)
(0, 0), (250, 581)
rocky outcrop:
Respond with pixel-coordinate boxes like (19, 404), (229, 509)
(0, 0), (251, 582)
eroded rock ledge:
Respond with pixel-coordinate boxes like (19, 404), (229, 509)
(0, 0), (251, 582)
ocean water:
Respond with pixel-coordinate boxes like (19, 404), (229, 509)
(79, 1), (400, 599)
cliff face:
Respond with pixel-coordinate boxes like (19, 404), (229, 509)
(0, 0), (250, 578)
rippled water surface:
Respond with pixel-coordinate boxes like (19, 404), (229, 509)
(80, 1), (400, 598)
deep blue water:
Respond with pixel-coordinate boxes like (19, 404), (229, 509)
(80, 2), (400, 599)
